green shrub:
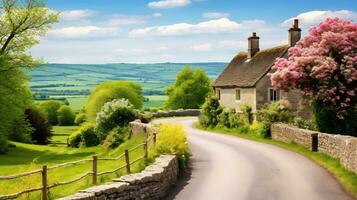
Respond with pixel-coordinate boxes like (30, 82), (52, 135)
(150, 107), (159, 113)
(0, 135), (8, 154)
(102, 127), (128, 149)
(9, 117), (33, 143)
(228, 111), (244, 128)
(313, 100), (357, 136)
(257, 101), (294, 138)
(241, 104), (254, 124)
(75, 113), (86, 125)
(25, 108), (52, 145)
(96, 99), (139, 141)
(166, 66), (212, 109)
(292, 117), (317, 131)
(218, 109), (231, 128)
(68, 129), (82, 148)
(86, 81), (143, 122)
(69, 124), (99, 148)
(200, 96), (223, 127)
(37, 100), (63, 125)
(57, 105), (75, 126)
(155, 123), (190, 169)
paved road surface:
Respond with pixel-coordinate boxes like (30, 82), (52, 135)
(163, 117), (354, 200)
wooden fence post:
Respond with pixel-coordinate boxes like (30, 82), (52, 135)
(125, 150), (131, 174)
(42, 165), (48, 200)
(311, 133), (318, 152)
(92, 156), (97, 185)
(153, 133), (157, 146)
(144, 142), (148, 162)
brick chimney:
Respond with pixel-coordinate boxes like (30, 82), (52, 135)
(248, 32), (260, 58)
(288, 19), (301, 47)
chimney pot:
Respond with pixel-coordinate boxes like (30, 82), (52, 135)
(293, 19), (299, 28)
(248, 32), (259, 58)
(288, 19), (301, 47)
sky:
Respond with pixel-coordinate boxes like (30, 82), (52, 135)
(30, 0), (357, 64)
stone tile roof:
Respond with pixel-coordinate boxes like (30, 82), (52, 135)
(213, 45), (289, 87)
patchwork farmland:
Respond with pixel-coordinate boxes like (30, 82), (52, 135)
(28, 63), (226, 110)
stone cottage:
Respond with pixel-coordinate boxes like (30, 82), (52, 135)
(213, 19), (303, 112)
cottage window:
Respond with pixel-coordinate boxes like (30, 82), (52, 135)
(269, 89), (280, 101)
(217, 89), (221, 100)
(236, 89), (241, 101)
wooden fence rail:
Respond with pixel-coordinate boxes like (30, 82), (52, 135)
(0, 133), (157, 200)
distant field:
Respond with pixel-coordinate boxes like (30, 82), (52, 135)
(144, 95), (167, 109)
(65, 96), (88, 111)
(28, 63), (226, 110)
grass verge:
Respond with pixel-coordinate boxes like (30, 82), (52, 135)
(0, 135), (148, 199)
(195, 123), (357, 198)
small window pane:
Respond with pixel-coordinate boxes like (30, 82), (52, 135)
(236, 89), (241, 100)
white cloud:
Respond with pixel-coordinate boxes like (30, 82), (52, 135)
(108, 14), (146, 26)
(129, 18), (243, 37)
(153, 13), (163, 17)
(60, 10), (97, 21)
(160, 54), (175, 60)
(48, 26), (119, 39)
(158, 46), (169, 51)
(190, 43), (212, 51)
(203, 12), (230, 19)
(148, 0), (191, 9)
(283, 10), (357, 27)
(218, 40), (246, 49)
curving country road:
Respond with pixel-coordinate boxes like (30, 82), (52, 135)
(162, 117), (355, 200)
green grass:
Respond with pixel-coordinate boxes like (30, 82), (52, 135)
(195, 123), (357, 198)
(66, 96), (88, 111)
(144, 95), (167, 109)
(0, 135), (148, 199)
(51, 126), (80, 145)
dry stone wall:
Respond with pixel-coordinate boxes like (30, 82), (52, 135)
(151, 109), (200, 118)
(271, 123), (317, 149)
(128, 120), (158, 138)
(271, 123), (357, 174)
(58, 155), (178, 200)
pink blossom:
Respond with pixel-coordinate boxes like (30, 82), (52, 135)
(270, 18), (357, 117)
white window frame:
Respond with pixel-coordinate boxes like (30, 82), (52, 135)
(268, 88), (281, 102)
(235, 88), (241, 101)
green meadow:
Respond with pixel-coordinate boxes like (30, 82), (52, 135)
(29, 63), (225, 110)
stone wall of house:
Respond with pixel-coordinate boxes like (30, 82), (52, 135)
(255, 74), (302, 111)
(128, 120), (158, 138)
(151, 109), (200, 118)
(271, 123), (357, 174)
(58, 155), (178, 200)
(216, 87), (256, 112)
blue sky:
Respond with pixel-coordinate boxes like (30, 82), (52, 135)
(30, 0), (357, 64)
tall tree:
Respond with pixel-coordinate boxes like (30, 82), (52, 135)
(270, 18), (357, 135)
(0, 0), (58, 152)
(166, 66), (212, 109)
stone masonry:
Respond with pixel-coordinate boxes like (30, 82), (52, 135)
(271, 123), (357, 174)
(58, 155), (178, 200)
(128, 120), (158, 138)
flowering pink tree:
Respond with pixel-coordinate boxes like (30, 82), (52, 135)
(271, 18), (357, 135)
(270, 18), (356, 134)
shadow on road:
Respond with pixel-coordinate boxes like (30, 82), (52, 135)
(165, 159), (193, 200)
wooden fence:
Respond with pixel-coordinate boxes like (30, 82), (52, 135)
(0, 133), (157, 200)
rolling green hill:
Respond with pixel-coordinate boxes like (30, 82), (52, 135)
(28, 63), (226, 110)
